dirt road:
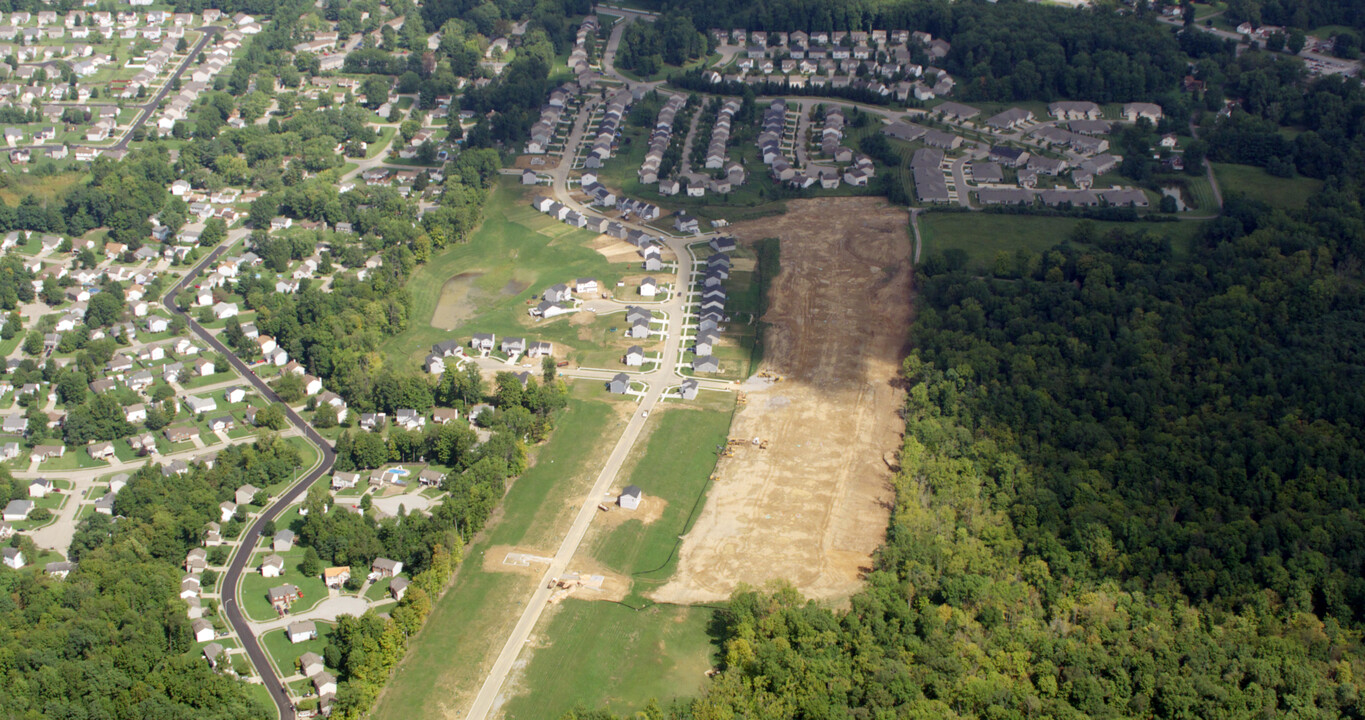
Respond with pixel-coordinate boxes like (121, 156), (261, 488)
(653, 197), (912, 604)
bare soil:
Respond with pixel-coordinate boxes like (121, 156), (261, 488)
(652, 197), (911, 605)
(482, 545), (555, 577)
(432, 272), (484, 331)
(589, 234), (646, 263)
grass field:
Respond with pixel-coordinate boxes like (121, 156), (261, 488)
(1213, 162), (1323, 210)
(499, 601), (716, 720)
(497, 400), (734, 718)
(589, 401), (734, 597)
(383, 178), (629, 371)
(918, 212), (1207, 271)
(372, 389), (633, 720)
(0, 171), (88, 205)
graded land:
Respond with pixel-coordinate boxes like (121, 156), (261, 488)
(654, 196), (909, 604)
(370, 386), (635, 720)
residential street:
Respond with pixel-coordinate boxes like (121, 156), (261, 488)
(164, 242), (336, 720)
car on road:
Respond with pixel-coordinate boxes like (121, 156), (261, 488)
(642, 410), (649, 418)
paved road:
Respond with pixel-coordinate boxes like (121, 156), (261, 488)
(21, 25), (222, 154)
(164, 240), (337, 720)
(464, 74), (719, 719)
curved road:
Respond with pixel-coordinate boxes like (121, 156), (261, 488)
(163, 242), (336, 720)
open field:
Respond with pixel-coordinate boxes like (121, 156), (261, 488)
(492, 397), (735, 718)
(917, 212), (1207, 271)
(655, 197), (907, 605)
(497, 601), (715, 720)
(385, 179), (630, 371)
(371, 387), (635, 720)
(1213, 162), (1323, 210)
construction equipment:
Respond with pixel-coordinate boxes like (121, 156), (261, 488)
(722, 448), (734, 457)
(727, 438), (747, 447)
(759, 440), (770, 449)
(736, 391), (747, 405)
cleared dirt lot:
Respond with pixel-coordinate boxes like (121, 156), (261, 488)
(653, 197), (911, 604)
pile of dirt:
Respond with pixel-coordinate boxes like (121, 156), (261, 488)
(652, 197), (911, 605)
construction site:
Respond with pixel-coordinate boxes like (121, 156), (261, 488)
(653, 197), (913, 605)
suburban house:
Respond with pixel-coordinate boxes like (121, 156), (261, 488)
(287, 620), (318, 644)
(390, 576), (410, 601)
(261, 554), (285, 577)
(185, 548), (207, 573)
(371, 557), (403, 578)
(192, 618), (215, 643)
(607, 373), (631, 394)
(619, 485), (643, 510)
(235, 484), (260, 505)
(323, 566), (350, 589)
(2, 547), (24, 569)
(299, 652), (324, 678)
(268, 584), (302, 611)
(274, 529), (295, 551)
(693, 355), (721, 373)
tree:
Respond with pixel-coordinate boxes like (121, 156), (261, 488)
(301, 546), (322, 577)
(1287, 29), (1306, 55)
(254, 404), (288, 430)
(362, 76), (391, 109)
(85, 291), (124, 327)
(314, 403), (339, 428)
(22, 331), (42, 356)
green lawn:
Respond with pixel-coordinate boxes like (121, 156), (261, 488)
(372, 391), (631, 720)
(917, 212), (1206, 272)
(367, 127), (396, 159)
(382, 178), (630, 372)
(260, 622), (336, 679)
(1213, 162), (1323, 210)
(239, 548), (331, 622)
(364, 576), (393, 602)
(499, 601), (716, 720)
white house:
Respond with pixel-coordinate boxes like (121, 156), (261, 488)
(287, 620), (317, 644)
(260, 554), (285, 578)
(191, 618), (215, 643)
(619, 485), (642, 510)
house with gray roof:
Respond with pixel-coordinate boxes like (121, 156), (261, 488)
(984, 107), (1034, 130)
(692, 355), (720, 373)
